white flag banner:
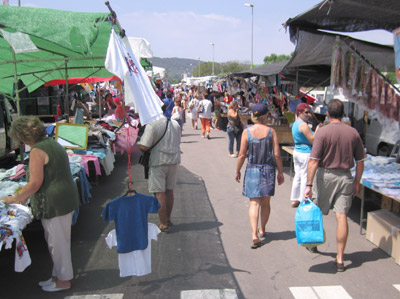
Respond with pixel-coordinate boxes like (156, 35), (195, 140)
(105, 29), (163, 125)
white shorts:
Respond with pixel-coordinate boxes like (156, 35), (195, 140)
(148, 164), (178, 193)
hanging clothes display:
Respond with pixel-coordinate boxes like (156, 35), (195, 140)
(0, 201), (33, 272)
(101, 193), (160, 253)
(330, 39), (400, 126)
(105, 223), (161, 277)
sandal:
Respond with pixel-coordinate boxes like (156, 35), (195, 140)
(333, 260), (345, 272)
(251, 239), (262, 249)
(258, 229), (266, 238)
(305, 246), (319, 253)
(158, 225), (169, 233)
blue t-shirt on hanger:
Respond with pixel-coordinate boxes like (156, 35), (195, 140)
(101, 193), (160, 253)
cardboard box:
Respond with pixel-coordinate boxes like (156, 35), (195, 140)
(274, 126), (294, 144)
(392, 200), (400, 214)
(396, 232), (400, 265)
(381, 195), (393, 210)
(366, 209), (400, 260)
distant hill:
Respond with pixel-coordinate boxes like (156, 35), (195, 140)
(149, 57), (203, 79)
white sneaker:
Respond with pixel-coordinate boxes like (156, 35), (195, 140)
(42, 282), (71, 292)
(38, 278), (54, 287)
(228, 153), (236, 158)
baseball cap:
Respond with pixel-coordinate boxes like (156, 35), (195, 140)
(296, 103), (310, 115)
(251, 103), (269, 117)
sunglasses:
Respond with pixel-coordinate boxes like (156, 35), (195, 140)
(304, 111), (311, 114)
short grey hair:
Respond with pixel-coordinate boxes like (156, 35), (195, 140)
(10, 116), (46, 144)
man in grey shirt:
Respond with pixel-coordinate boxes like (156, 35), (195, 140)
(304, 99), (365, 272)
(139, 115), (181, 233)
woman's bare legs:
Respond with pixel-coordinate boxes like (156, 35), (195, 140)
(259, 196), (271, 235)
(249, 198), (261, 241)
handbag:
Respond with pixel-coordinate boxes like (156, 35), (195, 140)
(138, 151), (150, 168)
(295, 198), (324, 245)
(188, 101), (194, 110)
(232, 123), (243, 134)
(198, 101), (204, 113)
(139, 119), (170, 179)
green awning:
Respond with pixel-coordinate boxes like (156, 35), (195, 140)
(0, 5), (119, 95)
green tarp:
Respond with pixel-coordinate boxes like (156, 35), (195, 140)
(0, 5), (119, 95)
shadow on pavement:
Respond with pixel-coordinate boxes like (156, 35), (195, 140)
(264, 230), (296, 244)
(308, 247), (390, 274)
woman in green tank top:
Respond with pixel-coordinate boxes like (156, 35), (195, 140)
(1, 116), (80, 292)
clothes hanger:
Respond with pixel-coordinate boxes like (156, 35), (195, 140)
(125, 182), (137, 196)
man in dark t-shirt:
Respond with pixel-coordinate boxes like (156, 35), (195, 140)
(304, 99), (366, 272)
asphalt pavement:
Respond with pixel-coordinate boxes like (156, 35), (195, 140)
(1, 118), (400, 299)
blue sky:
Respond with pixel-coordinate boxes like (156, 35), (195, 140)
(9, 0), (394, 64)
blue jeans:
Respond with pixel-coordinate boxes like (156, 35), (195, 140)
(227, 127), (242, 153)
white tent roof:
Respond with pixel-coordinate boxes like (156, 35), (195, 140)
(123, 37), (153, 60)
(147, 66), (166, 79)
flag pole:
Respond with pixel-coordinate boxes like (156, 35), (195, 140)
(105, 1), (126, 38)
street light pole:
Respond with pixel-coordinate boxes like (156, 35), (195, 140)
(198, 57), (201, 77)
(244, 3), (254, 68)
(210, 42), (215, 76)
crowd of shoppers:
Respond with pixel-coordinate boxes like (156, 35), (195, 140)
(2, 84), (366, 295)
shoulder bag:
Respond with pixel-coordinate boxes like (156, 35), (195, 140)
(198, 100), (204, 113)
(139, 119), (170, 178)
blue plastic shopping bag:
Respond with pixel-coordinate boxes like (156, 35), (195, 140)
(295, 198), (324, 245)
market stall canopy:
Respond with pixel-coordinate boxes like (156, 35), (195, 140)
(235, 60), (289, 78)
(44, 76), (120, 87)
(125, 37), (153, 71)
(282, 29), (395, 87)
(0, 5), (119, 95)
(125, 37), (153, 59)
(232, 29), (395, 88)
(284, 0), (400, 40)
(148, 66), (166, 79)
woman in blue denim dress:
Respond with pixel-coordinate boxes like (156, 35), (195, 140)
(235, 103), (284, 249)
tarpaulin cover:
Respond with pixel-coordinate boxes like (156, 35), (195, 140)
(0, 5), (118, 95)
(235, 60), (289, 78)
(285, 0), (400, 40)
(233, 29), (395, 88)
(289, 29), (396, 71)
(44, 76), (120, 86)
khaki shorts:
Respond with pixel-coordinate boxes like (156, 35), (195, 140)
(312, 168), (353, 215)
(148, 164), (178, 193)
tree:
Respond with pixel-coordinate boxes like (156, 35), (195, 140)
(263, 53), (292, 65)
(192, 61), (248, 77)
(169, 78), (181, 84)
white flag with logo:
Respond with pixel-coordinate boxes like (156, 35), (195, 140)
(105, 28), (163, 125)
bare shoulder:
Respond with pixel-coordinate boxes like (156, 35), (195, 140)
(30, 147), (48, 164)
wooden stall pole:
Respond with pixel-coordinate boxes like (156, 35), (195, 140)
(105, 1), (126, 37)
(65, 62), (70, 123)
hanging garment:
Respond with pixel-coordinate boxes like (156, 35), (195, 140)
(14, 234), (31, 272)
(105, 223), (161, 277)
(101, 193), (160, 253)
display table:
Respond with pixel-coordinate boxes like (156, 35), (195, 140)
(281, 145), (294, 179)
(355, 156), (400, 234)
